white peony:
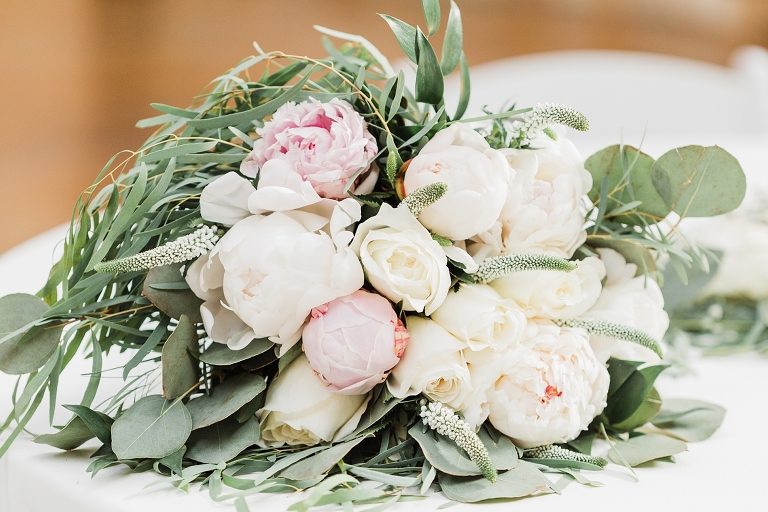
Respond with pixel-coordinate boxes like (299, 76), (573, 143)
(186, 202), (364, 354)
(257, 355), (369, 447)
(402, 123), (510, 241)
(387, 316), (471, 410)
(350, 203), (454, 315)
(430, 283), (527, 365)
(486, 322), (609, 448)
(474, 132), (591, 259)
(490, 257), (605, 319)
(587, 249), (669, 363)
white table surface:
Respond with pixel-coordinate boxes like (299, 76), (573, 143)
(2, 81), (768, 511)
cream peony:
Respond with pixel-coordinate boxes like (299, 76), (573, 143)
(350, 203), (454, 315)
(430, 283), (527, 365)
(402, 123), (510, 241)
(490, 257), (605, 319)
(257, 355), (369, 447)
(302, 290), (409, 395)
(587, 248), (669, 363)
(387, 316), (471, 410)
(476, 132), (591, 258)
(486, 322), (609, 448)
(241, 98), (378, 200)
(186, 203), (364, 354)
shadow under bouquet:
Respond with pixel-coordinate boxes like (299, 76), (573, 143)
(0, 1), (745, 509)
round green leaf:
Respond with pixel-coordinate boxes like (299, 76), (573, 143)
(608, 433), (687, 466)
(111, 395), (192, 459)
(185, 416), (260, 464)
(0, 293), (63, 375)
(143, 263), (203, 323)
(186, 373), (266, 430)
(651, 399), (726, 442)
(651, 145), (746, 218)
(162, 315), (199, 400)
(439, 460), (550, 503)
(409, 425), (517, 477)
(585, 145), (670, 224)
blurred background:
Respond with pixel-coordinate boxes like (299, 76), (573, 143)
(1, 0), (768, 254)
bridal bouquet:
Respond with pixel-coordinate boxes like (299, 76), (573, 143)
(0, 1), (744, 509)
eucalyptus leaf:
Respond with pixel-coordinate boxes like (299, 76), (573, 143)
(143, 263), (203, 323)
(111, 395), (192, 459)
(281, 437), (367, 481)
(608, 433), (687, 466)
(161, 315), (199, 400)
(651, 399), (726, 442)
(186, 416), (260, 464)
(409, 425), (517, 477)
(651, 145), (746, 218)
(186, 373), (266, 430)
(34, 413), (112, 451)
(439, 461), (551, 503)
(343, 385), (401, 440)
(0, 293), (63, 375)
(603, 363), (668, 426)
(611, 387), (662, 432)
(585, 145), (670, 224)
(415, 29), (444, 105)
(199, 338), (273, 366)
(566, 431), (596, 455)
(63, 404), (114, 444)
(158, 447), (186, 476)
(523, 459), (605, 471)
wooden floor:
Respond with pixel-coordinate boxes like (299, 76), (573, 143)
(1, 0), (767, 253)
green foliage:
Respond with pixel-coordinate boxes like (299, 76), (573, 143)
(161, 315), (199, 400)
(421, 0), (441, 36)
(199, 338), (274, 366)
(651, 399), (726, 442)
(415, 29), (444, 105)
(111, 395), (192, 459)
(600, 358), (668, 430)
(143, 263), (204, 323)
(439, 461), (551, 503)
(0, 293), (63, 375)
(652, 146), (746, 218)
(280, 437), (367, 481)
(34, 411), (113, 451)
(186, 373), (266, 430)
(608, 433), (687, 466)
(186, 416), (260, 463)
(440, 1), (463, 75)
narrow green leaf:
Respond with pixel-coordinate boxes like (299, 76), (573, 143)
(440, 1), (463, 75)
(150, 103), (200, 119)
(421, 0), (441, 36)
(387, 70), (406, 122)
(415, 29), (444, 105)
(62, 404), (113, 444)
(379, 15), (417, 63)
(123, 315), (170, 380)
(453, 52), (470, 120)
(399, 105), (445, 148)
(280, 437), (367, 481)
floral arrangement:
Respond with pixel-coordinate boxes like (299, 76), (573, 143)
(0, 1), (746, 509)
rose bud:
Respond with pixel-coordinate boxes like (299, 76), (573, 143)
(302, 289), (409, 395)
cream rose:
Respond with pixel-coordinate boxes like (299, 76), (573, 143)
(257, 355), (369, 447)
(387, 316), (471, 410)
(486, 322), (609, 448)
(402, 123), (510, 241)
(186, 203), (364, 354)
(475, 132), (591, 258)
(587, 248), (669, 363)
(430, 283), (527, 365)
(350, 203), (452, 315)
(490, 257), (605, 319)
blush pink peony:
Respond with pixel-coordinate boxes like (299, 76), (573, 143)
(241, 98), (378, 200)
(302, 290), (409, 395)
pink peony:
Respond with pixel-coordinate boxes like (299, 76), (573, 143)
(241, 98), (379, 200)
(302, 290), (409, 395)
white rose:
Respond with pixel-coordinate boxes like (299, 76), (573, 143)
(685, 214), (768, 300)
(430, 283), (527, 365)
(350, 203), (452, 315)
(486, 322), (609, 448)
(387, 316), (471, 410)
(587, 249), (669, 363)
(481, 133), (591, 258)
(403, 123), (510, 241)
(187, 203), (364, 354)
(490, 257), (605, 319)
(257, 355), (369, 447)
